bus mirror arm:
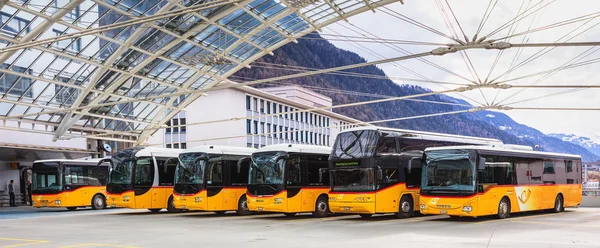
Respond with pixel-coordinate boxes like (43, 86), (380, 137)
(96, 158), (110, 167)
(318, 168), (327, 182)
(376, 167), (383, 181)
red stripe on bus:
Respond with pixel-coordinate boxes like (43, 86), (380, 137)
(420, 184), (581, 199)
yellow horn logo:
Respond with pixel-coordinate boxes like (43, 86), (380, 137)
(518, 189), (531, 204)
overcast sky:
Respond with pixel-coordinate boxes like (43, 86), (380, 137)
(323, 0), (600, 139)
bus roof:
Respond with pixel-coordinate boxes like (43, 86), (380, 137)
(34, 158), (109, 165)
(181, 145), (256, 156)
(342, 126), (504, 145)
(134, 147), (182, 157)
(425, 145), (582, 160)
(256, 144), (332, 155)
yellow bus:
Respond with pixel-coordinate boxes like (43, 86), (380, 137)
(32, 159), (109, 211)
(247, 144), (332, 217)
(419, 145), (583, 219)
(99, 147), (182, 213)
(172, 145), (256, 215)
(328, 126), (504, 218)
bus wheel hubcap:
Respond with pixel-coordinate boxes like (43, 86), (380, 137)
(500, 202), (507, 215)
(95, 197), (102, 206)
(242, 201), (248, 210)
(318, 202), (327, 211)
(401, 202), (411, 212)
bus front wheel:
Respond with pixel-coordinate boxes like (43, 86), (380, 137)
(312, 196), (329, 218)
(167, 196), (181, 213)
(236, 195), (251, 216)
(552, 194), (564, 213)
(496, 198), (510, 219)
(394, 195), (413, 219)
(91, 194), (106, 210)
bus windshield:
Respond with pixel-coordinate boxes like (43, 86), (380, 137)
(421, 149), (476, 194)
(331, 168), (375, 192)
(109, 157), (134, 185)
(249, 151), (286, 185)
(175, 153), (205, 187)
(331, 130), (379, 160)
(32, 164), (63, 194)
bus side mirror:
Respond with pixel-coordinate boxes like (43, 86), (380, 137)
(164, 158), (177, 173)
(478, 157), (486, 171)
(318, 168), (328, 182)
(238, 158), (250, 173)
(376, 168), (383, 181)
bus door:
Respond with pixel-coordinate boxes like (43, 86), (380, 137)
(64, 165), (87, 206)
(206, 159), (224, 211)
(286, 155), (303, 212)
(133, 157), (154, 209)
(151, 157), (177, 209)
(374, 136), (401, 213)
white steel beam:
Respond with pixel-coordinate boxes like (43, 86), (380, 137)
(323, 0), (348, 22)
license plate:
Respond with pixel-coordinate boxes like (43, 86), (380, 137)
(258, 207), (263, 211)
(440, 210), (447, 214)
(344, 207), (350, 210)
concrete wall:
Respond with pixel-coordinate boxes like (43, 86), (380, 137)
(0, 161), (22, 193)
(0, 129), (88, 149)
(262, 86), (332, 108)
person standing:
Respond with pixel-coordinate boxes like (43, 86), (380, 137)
(8, 180), (16, 207)
(27, 181), (32, 206)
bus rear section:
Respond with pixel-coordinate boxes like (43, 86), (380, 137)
(102, 147), (181, 212)
(247, 144), (331, 217)
(419, 145), (583, 219)
(32, 159), (109, 210)
(328, 127), (504, 218)
(172, 145), (255, 215)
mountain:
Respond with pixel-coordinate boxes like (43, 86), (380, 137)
(548, 133), (600, 159)
(233, 32), (599, 162)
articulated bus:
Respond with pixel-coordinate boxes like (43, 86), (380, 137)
(419, 145), (582, 219)
(32, 159), (109, 210)
(99, 147), (182, 212)
(328, 126), (504, 218)
(172, 145), (256, 215)
(247, 144), (332, 217)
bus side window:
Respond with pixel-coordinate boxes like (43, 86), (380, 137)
(566, 160), (577, 184)
(286, 156), (302, 186)
(231, 158), (250, 186)
(377, 137), (397, 154)
(554, 160), (566, 185)
(207, 161), (223, 186)
(479, 155), (513, 186)
(156, 157), (178, 186)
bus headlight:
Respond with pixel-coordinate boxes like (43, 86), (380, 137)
(420, 204), (426, 210)
(462, 206), (472, 212)
(54, 200), (61, 205)
(274, 198), (283, 204)
(123, 196), (130, 202)
(195, 197), (202, 203)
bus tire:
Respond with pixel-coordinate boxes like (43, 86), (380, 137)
(497, 197), (510, 219)
(394, 195), (414, 219)
(91, 194), (106, 210)
(66, 207), (78, 211)
(312, 195), (329, 218)
(149, 209), (162, 213)
(167, 195), (181, 213)
(552, 194), (564, 213)
(236, 195), (251, 216)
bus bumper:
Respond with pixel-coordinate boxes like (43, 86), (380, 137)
(419, 197), (477, 217)
(173, 192), (208, 211)
(328, 193), (376, 214)
(32, 194), (64, 208)
(247, 192), (287, 213)
(106, 192), (135, 209)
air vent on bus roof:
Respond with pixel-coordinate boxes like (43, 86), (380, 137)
(502, 144), (534, 151)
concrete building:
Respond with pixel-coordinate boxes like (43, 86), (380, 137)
(145, 82), (362, 149)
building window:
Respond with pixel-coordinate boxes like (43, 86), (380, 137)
(295, 112), (298, 121)
(253, 97), (258, 112)
(260, 99), (264, 113)
(173, 143), (179, 149)
(310, 114), (313, 125)
(246, 96), (251, 110)
(267, 124), (271, 137)
(172, 119), (179, 133)
(261, 122), (265, 135)
(285, 127), (289, 140)
(279, 105), (283, 117)
(253, 120), (258, 135)
(53, 28), (82, 53)
(180, 118), (186, 132)
(279, 126), (283, 139)
(273, 103), (277, 114)
(181, 143), (187, 149)
(166, 144), (172, 148)
(267, 101), (271, 114)
(246, 120), (251, 134)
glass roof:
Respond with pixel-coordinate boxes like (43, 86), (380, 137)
(0, 0), (395, 144)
